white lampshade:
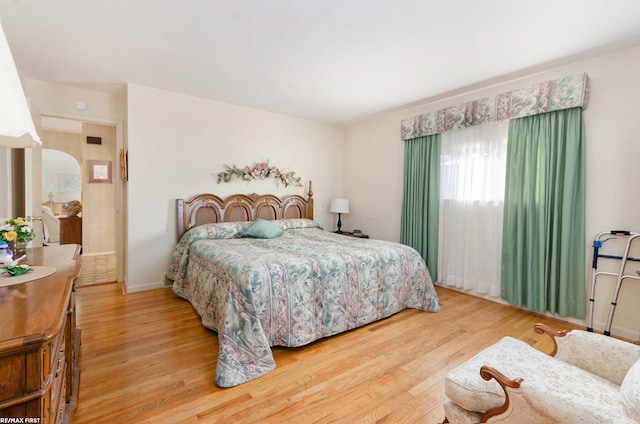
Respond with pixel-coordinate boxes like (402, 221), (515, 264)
(329, 198), (349, 214)
(0, 21), (42, 148)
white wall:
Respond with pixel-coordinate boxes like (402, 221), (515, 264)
(126, 84), (345, 292)
(343, 45), (640, 339)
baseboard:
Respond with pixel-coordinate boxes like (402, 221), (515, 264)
(81, 250), (117, 257)
(125, 281), (166, 293)
(590, 320), (640, 342)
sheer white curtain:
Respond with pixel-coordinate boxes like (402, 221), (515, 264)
(438, 121), (509, 297)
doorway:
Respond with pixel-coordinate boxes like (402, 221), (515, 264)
(41, 148), (80, 244)
(40, 116), (120, 286)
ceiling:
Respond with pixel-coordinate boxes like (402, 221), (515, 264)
(2, 0), (640, 125)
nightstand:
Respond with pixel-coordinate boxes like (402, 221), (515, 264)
(339, 231), (369, 239)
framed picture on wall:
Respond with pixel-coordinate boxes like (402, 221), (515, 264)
(58, 173), (81, 192)
(87, 160), (112, 184)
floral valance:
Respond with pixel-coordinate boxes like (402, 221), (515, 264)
(400, 72), (590, 140)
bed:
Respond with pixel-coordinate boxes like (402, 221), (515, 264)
(167, 186), (440, 387)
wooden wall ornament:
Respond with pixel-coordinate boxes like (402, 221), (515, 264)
(120, 148), (128, 182)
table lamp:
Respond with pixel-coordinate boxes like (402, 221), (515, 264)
(0, 22), (42, 148)
(329, 198), (349, 233)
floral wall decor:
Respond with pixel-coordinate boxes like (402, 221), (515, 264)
(217, 161), (303, 187)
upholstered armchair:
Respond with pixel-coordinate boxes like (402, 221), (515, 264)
(42, 205), (60, 244)
(442, 324), (640, 423)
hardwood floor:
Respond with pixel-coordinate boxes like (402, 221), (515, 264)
(73, 283), (580, 423)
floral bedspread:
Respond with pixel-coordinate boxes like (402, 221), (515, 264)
(167, 219), (440, 387)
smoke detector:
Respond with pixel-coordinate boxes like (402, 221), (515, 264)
(73, 100), (87, 111)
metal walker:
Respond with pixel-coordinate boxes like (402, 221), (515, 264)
(587, 230), (640, 336)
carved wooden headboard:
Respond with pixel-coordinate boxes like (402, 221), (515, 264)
(176, 182), (314, 239)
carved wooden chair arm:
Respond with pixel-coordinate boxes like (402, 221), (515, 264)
(479, 365), (524, 423)
(534, 323), (569, 357)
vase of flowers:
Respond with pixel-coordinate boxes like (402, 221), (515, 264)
(0, 217), (34, 257)
(63, 200), (82, 217)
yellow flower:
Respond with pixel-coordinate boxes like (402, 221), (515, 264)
(4, 230), (17, 241)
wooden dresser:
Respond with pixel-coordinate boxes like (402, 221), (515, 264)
(0, 245), (81, 423)
(59, 217), (82, 246)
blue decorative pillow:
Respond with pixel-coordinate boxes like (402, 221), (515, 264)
(244, 219), (284, 239)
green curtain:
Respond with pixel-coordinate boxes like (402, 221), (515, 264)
(400, 134), (441, 280)
(501, 108), (586, 318)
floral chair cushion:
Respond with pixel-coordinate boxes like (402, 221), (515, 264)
(555, 330), (640, 386)
(445, 336), (634, 423)
(620, 359), (640, 422)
